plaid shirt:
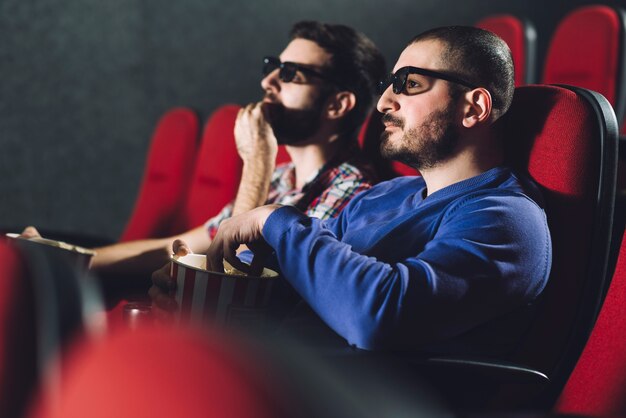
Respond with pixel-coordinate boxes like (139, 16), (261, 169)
(205, 157), (375, 239)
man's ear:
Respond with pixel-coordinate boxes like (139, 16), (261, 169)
(326, 91), (356, 120)
(461, 88), (492, 128)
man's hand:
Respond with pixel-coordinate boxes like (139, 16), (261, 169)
(151, 239), (191, 290)
(234, 102), (278, 163)
(149, 239), (191, 314)
(148, 284), (177, 315)
(20, 226), (42, 239)
(207, 205), (280, 274)
(232, 102), (279, 216)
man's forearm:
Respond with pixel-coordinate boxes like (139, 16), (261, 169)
(92, 225), (211, 275)
(91, 237), (174, 275)
(232, 158), (275, 216)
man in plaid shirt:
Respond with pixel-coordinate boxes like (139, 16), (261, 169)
(20, 21), (387, 278)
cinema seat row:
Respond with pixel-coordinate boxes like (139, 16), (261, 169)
(477, 5), (626, 129)
(119, 5), (625, 246)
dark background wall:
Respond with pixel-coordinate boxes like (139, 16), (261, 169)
(1, 0), (623, 240)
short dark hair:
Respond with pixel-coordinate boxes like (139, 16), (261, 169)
(290, 21), (386, 140)
(409, 26), (514, 121)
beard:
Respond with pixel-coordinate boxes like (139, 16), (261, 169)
(263, 92), (327, 145)
(380, 105), (460, 171)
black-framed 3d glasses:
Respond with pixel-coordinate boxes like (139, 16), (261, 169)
(378, 66), (479, 95)
(262, 56), (337, 85)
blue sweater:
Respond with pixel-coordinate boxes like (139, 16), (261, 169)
(262, 167), (552, 351)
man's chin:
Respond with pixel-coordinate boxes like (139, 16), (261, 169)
(379, 132), (401, 155)
(276, 136), (299, 145)
(276, 134), (315, 146)
(270, 112), (321, 145)
(380, 139), (413, 164)
(380, 144), (399, 161)
(382, 149), (419, 168)
(263, 102), (283, 125)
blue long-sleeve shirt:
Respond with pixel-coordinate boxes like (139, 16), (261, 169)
(261, 167), (552, 351)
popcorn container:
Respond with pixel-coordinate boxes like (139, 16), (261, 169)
(170, 254), (278, 330)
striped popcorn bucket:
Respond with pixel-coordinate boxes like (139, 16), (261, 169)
(170, 254), (277, 329)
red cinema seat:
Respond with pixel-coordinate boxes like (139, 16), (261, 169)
(119, 108), (199, 241)
(503, 85), (617, 408)
(543, 5), (626, 131)
(542, 5), (626, 234)
(30, 326), (285, 418)
(410, 85), (618, 411)
(175, 105), (244, 231)
(476, 14), (537, 86)
(555, 229), (626, 416)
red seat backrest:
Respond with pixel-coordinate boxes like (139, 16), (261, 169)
(500, 85), (617, 404)
(476, 14), (537, 86)
(543, 5), (626, 200)
(555, 230), (626, 416)
(543, 5), (626, 125)
(176, 105), (244, 231)
(119, 108), (199, 241)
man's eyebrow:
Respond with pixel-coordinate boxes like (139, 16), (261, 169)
(407, 72), (428, 79)
(294, 61), (325, 69)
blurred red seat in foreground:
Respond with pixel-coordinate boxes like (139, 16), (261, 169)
(0, 237), (104, 418)
(30, 326), (284, 418)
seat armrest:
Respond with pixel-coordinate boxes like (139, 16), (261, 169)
(416, 356), (550, 385)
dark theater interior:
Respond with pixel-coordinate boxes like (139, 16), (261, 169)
(2, 0), (626, 416)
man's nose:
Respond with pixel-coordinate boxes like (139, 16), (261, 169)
(261, 69), (281, 93)
(376, 85), (399, 114)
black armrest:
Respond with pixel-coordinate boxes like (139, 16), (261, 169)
(416, 356), (549, 385)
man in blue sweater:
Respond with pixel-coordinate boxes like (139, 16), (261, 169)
(160, 26), (552, 353)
